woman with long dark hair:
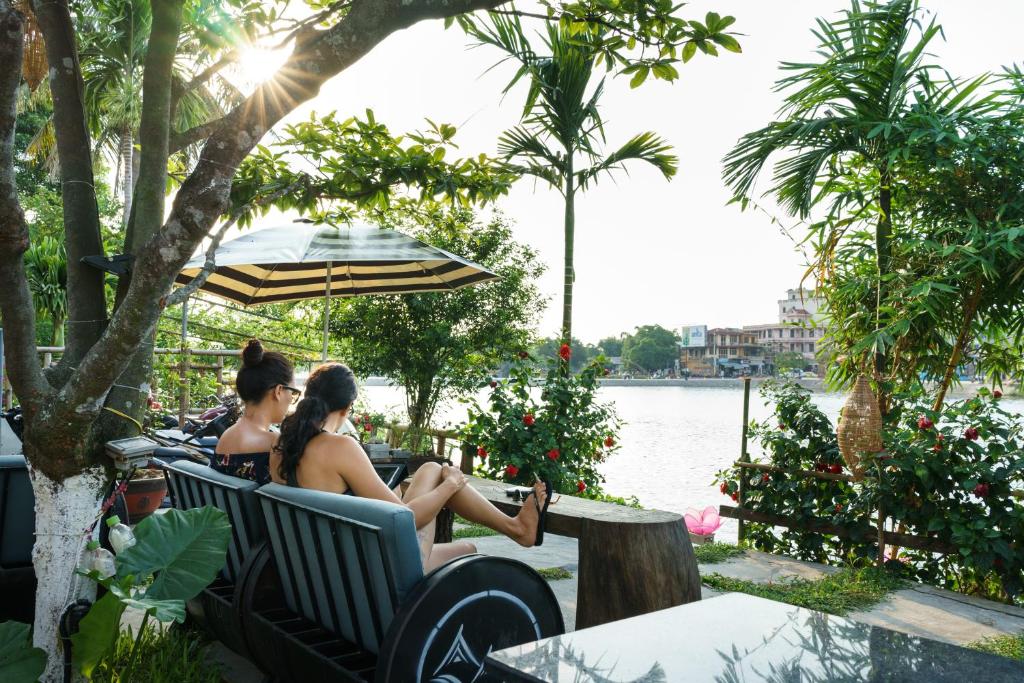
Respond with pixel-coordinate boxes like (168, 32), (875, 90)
(213, 339), (298, 484)
(271, 363), (549, 571)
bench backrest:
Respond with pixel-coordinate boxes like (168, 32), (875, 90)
(164, 460), (263, 583)
(0, 455), (33, 569)
(256, 484), (423, 654)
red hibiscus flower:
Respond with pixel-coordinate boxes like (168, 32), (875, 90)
(720, 482), (728, 494)
(917, 415), (933, 430)
(730, 492), (739, 502)
(993, 390), (1003, 399)
(762, 473), (770, 483)
(559, 343), (571, 361)
(490, 380), (498, 388)
(523, 413), (535, 427)
(964, 427), (979, 441)
(518, 351), (529, 360)
(829, 464), (843, 474)
(974, 482), (990, 497)
(477, 446), (487, 458)
(547, 448), (560, 461)
(577, 480), (587, 493)
(604, 436), (615, 448)
(505, 464), (519, 477)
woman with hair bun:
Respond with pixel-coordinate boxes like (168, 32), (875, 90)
(272, 363), (550, 571)
(213, 339), (299, 484)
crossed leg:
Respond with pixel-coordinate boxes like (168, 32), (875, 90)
(402, 462), (547, 571)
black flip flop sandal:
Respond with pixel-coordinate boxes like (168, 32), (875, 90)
(531, 480), (553, 547)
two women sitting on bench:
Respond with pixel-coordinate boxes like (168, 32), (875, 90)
(271, 362), (549, 571)
(218, 339), (550, 572)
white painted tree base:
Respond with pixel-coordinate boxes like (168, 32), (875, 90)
(29, 465), (106, 682)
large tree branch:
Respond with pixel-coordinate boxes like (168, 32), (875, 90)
(30, 0), (108, 366)
(126, 0), (185, 254)
(0, 3), (52, 409)
(57, 0), (511, 412)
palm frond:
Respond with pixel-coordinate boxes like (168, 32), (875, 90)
(576, 132), (677, 190)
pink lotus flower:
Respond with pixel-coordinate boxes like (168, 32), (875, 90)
(684, 506), (722, 536)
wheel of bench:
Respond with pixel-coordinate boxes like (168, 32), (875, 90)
(375, 555), (565, 683)
(237, 541), (292, 680)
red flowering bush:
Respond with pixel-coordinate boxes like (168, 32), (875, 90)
(716, 382), (1024, 605)
(462, 349), (620, 495)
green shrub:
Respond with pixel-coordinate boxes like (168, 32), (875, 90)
(462, 348), (621, 496)
(90, 624), (221, 683)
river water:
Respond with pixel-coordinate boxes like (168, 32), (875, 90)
(359, 383), (1024, 543)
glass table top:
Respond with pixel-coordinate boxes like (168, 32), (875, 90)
(485, 592), (1024, 682)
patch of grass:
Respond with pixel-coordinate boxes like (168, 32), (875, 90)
(702, 567), (903, 616)
(969, 632), (1024, 661)
(536, 566), (573, 581)
(91, 623), (221, 683)
(452, 515), (498, 540)
(694, 542), (745, 564)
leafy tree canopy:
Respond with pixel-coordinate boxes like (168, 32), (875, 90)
(331, 208), (546, 433)
(622, 324), (678, 372)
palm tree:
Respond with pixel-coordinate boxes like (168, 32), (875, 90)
(24, 237), (68, 347)
(472, 15), (677, 343)
(24, 0), (231, 225)
(721, 0), (989, 383)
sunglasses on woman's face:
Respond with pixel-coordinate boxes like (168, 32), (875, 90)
(280, 385), (302, 404)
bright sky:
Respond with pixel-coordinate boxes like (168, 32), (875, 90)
(243, 1), (1024, 343)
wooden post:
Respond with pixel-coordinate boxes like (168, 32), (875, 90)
(178, 350), (191, 429)
(738, 377), (752, 543)
(460, 442), (475, 475)
(877, 505), (886, 567)
(215, 354), (225, 399)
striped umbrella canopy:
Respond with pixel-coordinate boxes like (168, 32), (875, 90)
(176, 222), (498, 305)
(176, 222), (499, 359)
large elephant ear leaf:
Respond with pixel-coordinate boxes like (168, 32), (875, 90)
(0, 621), (46, 683)
(116, 506), (231, 601)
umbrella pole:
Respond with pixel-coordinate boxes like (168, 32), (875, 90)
(322, 261), (332, 362)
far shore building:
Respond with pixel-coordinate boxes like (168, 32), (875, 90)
(745, 289), (827, 375)
(679, 289), (828, 377)
(678, 327), (766, 377)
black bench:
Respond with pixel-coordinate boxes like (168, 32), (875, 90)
(165, 463), (564, 682)
(0, 454), (35, 622)
(164, 460), (265, 659)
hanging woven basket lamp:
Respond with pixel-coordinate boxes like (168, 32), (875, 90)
(837, 376), (883, 479)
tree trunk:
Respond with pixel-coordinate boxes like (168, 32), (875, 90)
(31, 0), (109, 368)
(560, 155), (575, 344)
(28, 463), (106, 682)
(120, 127), (133, 226)
(51, 313), (64, 347)
(874, 166), (893, 412)
(932, 282), (984, 411)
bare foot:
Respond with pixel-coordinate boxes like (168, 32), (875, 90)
(510, 480), (547, 548)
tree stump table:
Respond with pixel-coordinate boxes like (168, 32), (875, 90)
(467, 476), (702, 629)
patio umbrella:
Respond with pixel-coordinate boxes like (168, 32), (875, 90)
(176, 222), (499, 359)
